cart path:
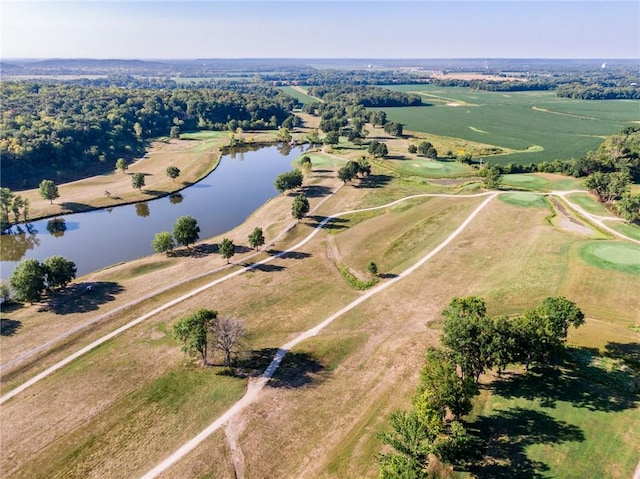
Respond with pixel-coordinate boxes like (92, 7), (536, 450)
(139, 192), (498, 479)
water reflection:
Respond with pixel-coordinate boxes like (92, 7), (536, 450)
(135, 203), (150, 218)
(169, 193), (183, 205)
(46, 218), (67, 238)
(1, 227), (40, 262)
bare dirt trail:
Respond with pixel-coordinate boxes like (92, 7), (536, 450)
(139, 192), (498, 479)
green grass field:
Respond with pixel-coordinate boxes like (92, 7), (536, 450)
(499, 192), (549, 208)
(380, 157), (474, 178)
(578, 241), (640, 276)
(502, 173), (585, 191)
(380, 86), (639, 165)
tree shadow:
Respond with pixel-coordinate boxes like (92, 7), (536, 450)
(266, 249), (312, 260)
(60, 202), (92, 214)
(235, 245), (253, 254)
(246, 263), (286, 273)
(491, 349), (639, 412)
(0, 318), (22, 336)
(604, 342), (640, 371)
(41, 281), (125, 315)
(300, 184), (333, 198)
(143, 190), (166, 198)
(308, 216), (348, 231)
(268, 351), (325, 388)
(465, 407), (585, 479)
(171, 243), (218, 258)
(354, 174), (392, 189)
(379, 273), (399, 279)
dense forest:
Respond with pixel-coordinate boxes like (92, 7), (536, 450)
(0, 82), (297, 190)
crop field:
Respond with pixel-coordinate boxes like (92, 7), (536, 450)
(381, 85), (639, 165)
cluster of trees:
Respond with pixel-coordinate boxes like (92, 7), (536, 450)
(368, 140), (389, 158)
(409, 141), (438, 158)
(152, 215), (201, 254)
(0, 187), (30, 231)
(556, 82), (640, 100)
(1, 82), (297, 189)
(337, 157), (371, 184)
(8, 256), (77, 303)
(307, 85), (422, 107)
(274, 169), (304, 194)
(378, 296), (585, 477)
(173, 308), (247, 367)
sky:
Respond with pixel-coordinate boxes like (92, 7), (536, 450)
(1, 1), (639, 60)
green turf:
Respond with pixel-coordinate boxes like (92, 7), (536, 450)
(499, 192), (548, 208)
(578, 241), (640, 276)
(278, 86), (318, 104)
(379, 85), (639, 165)
(566, 193), (612, 216)
(502, 174), (584, 192)
(604, 220), (640, 241)
(381, 158), (474, 178)
(294, 152), (343, 168)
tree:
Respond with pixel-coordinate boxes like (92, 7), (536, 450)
(480, 165), (502, 189)
(585, 171), (631, 203)
(9, 259), (45, 303)
(408, 144), (418, 154)
(338, 164), (357, 184)
(0, 281), (11, 303)
(209, 316), (247, 367)
(115, 158), (128, 173)
(39, 179), (59, 204)
(291, 194), (310, 221)
(418, 141), (438, 159)
(276, 126), (292, 143)
(367, 261), (378, 277)
(384, 121), (403, 137)
(166, 165), (181, 182)
(378, 410), (432, 479)
(370, 110), (387, 127)
(306, 129), (321, 146)
(368, 140), (388, 158)
(300, 155), (313, 176)
(132, 172), (145, 190)
(173, 309), (217, 364)
(617, 192), (640, 223)
(42, 255), (77, 290)
(169, 125), (181, 139)
(152, 231), (175, 255)
(173, 215), (200, 249)
(323, 130), (340, 146)
(219, 238), (235, 263)
(248, 227), (265, 250)
(441, 296), (494, 382)
(274, 170), (303, 194)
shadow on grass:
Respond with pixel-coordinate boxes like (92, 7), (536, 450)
(0, 318), (22, 336)
(354, 173), (393, 189)
(266, 249), (312, 260)
(301, 184), (333, 198)
(222, 348), (325, 388)
(171, 243), (218, 258)
(246, 263), (286, 273)
(42, 281), (125, 315)
(60, 202), (92, 214)
(605, 342), (640, 371)
(465, 407), (585, 479)
(491, 349), (639, 412)
(308, 216), (348, 231)
(379, 273), (399, 279)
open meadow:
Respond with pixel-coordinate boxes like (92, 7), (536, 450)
(1, 115), (639, 479)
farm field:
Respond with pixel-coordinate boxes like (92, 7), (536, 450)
(380, 85), (640, 165)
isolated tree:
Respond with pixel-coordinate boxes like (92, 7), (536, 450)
(39, 179), (59, 204)
(480, 165), (502, 189)
(248, 226), (265, 250)
(115, 158), (128, 173)
(300, 156), (313, 176)
(152, 231), (175, 255)
(338, 164), (356, 184)
(323, 130), (340, 146)
(384, 121), (403, 137)
(291, 194), (310, 221)
(132, 173), (145, 190)
(166, 165), (181, 182)
(367, 261), (378, 276)
(42, 255), (77, 291)
(219, 238), (235, 264)
(173, 308), (217, 364)
(408, 144), (418, 154)
(173, 215), (200, 249)
(169, 125), (181, 139)
(274, 170), (303, 194)
(209, 316), (247, 367)
(9, 258), (45, 304)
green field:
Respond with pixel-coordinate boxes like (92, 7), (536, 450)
(279, 86), (318, 105)
(380, 85), (639, 165)
(578, 241), (640, 276)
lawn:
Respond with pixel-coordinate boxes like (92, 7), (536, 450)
(380, 85), (639, 165)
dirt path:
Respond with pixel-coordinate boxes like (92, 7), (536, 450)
(139, 192), (498, 479)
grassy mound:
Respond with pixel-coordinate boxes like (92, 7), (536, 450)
(499, 192), (548, 208)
